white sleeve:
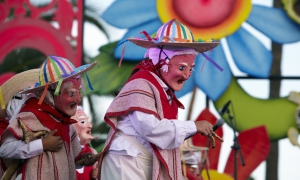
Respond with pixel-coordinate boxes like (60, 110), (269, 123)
(128, 111), (197, 150)
(0, 132), (43, 159)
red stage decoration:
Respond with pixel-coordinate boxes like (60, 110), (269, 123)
(0, 0), (84, 83)
(224, 126), (270, 180)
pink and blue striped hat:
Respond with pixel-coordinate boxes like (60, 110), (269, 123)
(21, 55), (97, 96)
(127, 19), (220, 53)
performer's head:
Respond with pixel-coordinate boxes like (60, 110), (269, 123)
(20, 55), (97, 117)
(71, 106), (95, 145)
(47, 77), (83, 117)
(144, 46), (197, 91)
(127, 19), (220, 91)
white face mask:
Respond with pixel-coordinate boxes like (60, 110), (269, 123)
(144, 46), (198, 72)
(160, 54), (196, 91)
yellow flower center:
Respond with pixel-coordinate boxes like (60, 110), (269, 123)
(157, 0), (252, 40)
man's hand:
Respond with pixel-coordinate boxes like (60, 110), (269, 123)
(91, 164), (99, 180)
(80, 152), (98, 167)
(42, 130), (63, 152)
(194, 120), (213, 136)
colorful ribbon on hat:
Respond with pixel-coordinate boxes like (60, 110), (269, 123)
(201, 52), (223, 72)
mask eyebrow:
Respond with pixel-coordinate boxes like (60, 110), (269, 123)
(78, 115), (87, 119)
(178, 62), (188, 66)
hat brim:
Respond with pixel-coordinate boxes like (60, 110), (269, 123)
(180, 145), (209, 152)
(20, 61), (98, 94)
(127, 38), (220, 53)
(0, 69), (40, 118)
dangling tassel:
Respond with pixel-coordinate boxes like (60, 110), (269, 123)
(85, 72), (94, 91)
(38, 83), (49, 105)
(140, 31), (153, 41)
(200, 52), (223, 72)
(0, 87), (5, 109)
(109, 39), (128, 54)
(118, 42), (126, 68)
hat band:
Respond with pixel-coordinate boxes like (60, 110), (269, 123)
(160, 36), (191, 43)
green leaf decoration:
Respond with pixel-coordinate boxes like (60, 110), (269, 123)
(94, 143), (105, 153)
(92, 121), (111, 134)
(84, 42), (137, 96)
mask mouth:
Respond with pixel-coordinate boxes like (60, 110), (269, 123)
(178, 78), (186, 84)
(86, 130), (91, 135)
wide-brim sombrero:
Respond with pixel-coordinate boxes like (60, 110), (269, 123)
(180, 145), (209, 152)
(0, 69), (39, 118)
(126, 18), (220, 53)
(127, 38), (220, 53)
(180, 139), (209, 152)
(20, 61), (97, 94)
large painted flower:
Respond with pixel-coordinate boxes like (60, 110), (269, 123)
(102, 0), (300, 101)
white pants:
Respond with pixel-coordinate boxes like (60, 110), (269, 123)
(101, 153), (152, 180)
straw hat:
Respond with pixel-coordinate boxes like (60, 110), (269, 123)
(20, 55), (97, 95)
(180, 139), (208, 152)
(127, 19), (220, 53)
(0, 69), (39, 118)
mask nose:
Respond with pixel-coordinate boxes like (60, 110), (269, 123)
(74, 91), (82, 103)
(86, 120), (92, 129)
(183, 73), (189, 80)
(183, 70), (192, 80)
